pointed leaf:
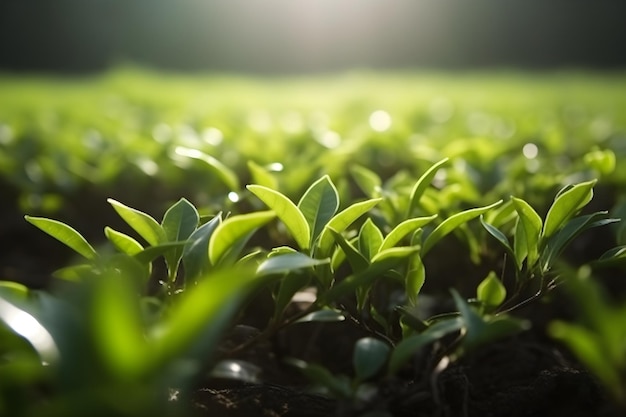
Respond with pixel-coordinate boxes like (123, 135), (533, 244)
(358, 218), (384, 261)
(25, 215), (97, 260)
(161, 198), (200, 273)
(407, 158), (449, 218)
(175, 146), (240, 191)
(209, 211), (276, 265)
(247, 160), (278, 189)
(353, 337), (390, 381)
(329, 229), (370, 272)
(542, 180), (596, 240)
(422, 200), (503, 256)
(477, 271), (507, 308)
(511, 197), (542, 268)
(256, 252), (330, 277)
(108, 199), (166, 246)
(105, 227), (144, 255)
(480, 216), (519, 271)
(380, 215), (437, 252)
(317, 198), (382, 258)
(247, 185), (310, 250)
(350, 165), (382, 197)
(406, 253), (425, 306)
(182, 214), (222, 280)
(298, 175), (340, 245)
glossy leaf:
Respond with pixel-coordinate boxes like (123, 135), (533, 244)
(358, 218), (384, 261)
(297, 175), (340, 246)
(422, 200), (503, 256)
(175, 146), (240, 191)
(209, 211), (276, 265)
(105, 227), (144, 255)
(595, 245), (626, 267)
(108, 199), (166, 246)
(247, 160), (278, 189)
(247, 184), (310, 250)
(353, 337), (390, 381)
(161, 198), (200, 273)
(380, 215), (437, 252)
(317, 198), (383, 258)
(406, 253), (425, 306)
(256, 252), (330, 277)
(407, 158), (449, 218)
(329, 229), (369, 272)
(388, 317), (463, 375)
(511, 197), (542, 268)
(477, 271), (506, 308)
(480, 216), (519, 270)
(25, 215), (97, 260)
(542, 180), (596, 240)
(182, 214), (222, 280)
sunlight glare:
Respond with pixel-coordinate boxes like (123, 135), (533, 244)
(369, 110), (392, 132)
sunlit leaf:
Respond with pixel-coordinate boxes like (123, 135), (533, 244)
(350, 165), (382, 198)
(358, 218), (384, 261)
(353, 337), (390, 381)
(511, 197), (542, 268)
(329, 228), (369, 272)
(422, 200), (502, 256)
(247, 185), (310, 250)
(161, 198), (200, 274)
(476, 271), (506, 308)
(175, 146), (240, 191)
(247, 160), (278, 189)
(380, 215), (437, 252)
(256, 252), (330, 276)
(25, 215), (97, 260)
(105, 227), (144, 255)
(297, 175), (340, 246)
(407, 158), (449, 218)
(542, 180), (596, 240)
(480, 216), (519, 271)
(108, 199), (166, 246)
(406, 253), (425, 306)
(209, 211), (276, 265)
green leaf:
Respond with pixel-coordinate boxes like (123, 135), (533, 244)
(134, 242), (188, 265)
(105, 227), (144, 255)
(209, 211), (276, 265)
(477, 271), (507, 308)
(247, 160), (278, 189)
(542, 180), (596, 240)
(108, 199), (166, 246)
(595, 245), (626, 268)
(52, 264), (95, 281)
(247, 185), (310, 250)
(182, 214), (222, 281)
(541, 213), (619, 271)
(407, 158), (449, 218)
(388, 317), (463, 375)
(175, 146), (240, 191)
(511, 197), (542, 268)
(406, 253), (425, 306)
(329, 229), (370, 272)
(317, 198), (382, 258)
(295, 309), (346, 323)
(358, 218), (384, 261)
(0, 281), (29, 301)
(422, 200), (503, 256)
(25, 215), (97, 260)
(380, 215), (437, 252)
(350, 165), (382, 197)
(480, 216), (519, 271)
(353, 337), (390, 381)
(161, 198), (200, 274)
(323, 247), (419, 303)
(297, 175), (340, 246)
(256, 252), (330, 277)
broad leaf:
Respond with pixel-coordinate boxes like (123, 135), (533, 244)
(247, 185), (310, 250)
(317, 198), (382, 258)
(105, 227), (144, 255)
(161, 198), (200, 274)
(182, 214), (222, 280)
(256, 252), (330, 277)
(209, 211), (276, 265)
(511, 197), (542, 268)
(353, 337), (390, 381)
(358, 218), (384, 261)
(175, 146), (240, 191)
(476, 271), (506, 308)
(108, 199), (166, 246)
(380, 215), (437, 252)
(422, 200), (502, 256)
(298, 175), (340, 246)
(407, 158), (449, 218)
(542, 180), (596, 240)
(25, 215), (97, 260)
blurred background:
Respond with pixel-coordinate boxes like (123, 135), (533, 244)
(1, 0), (626, 74)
